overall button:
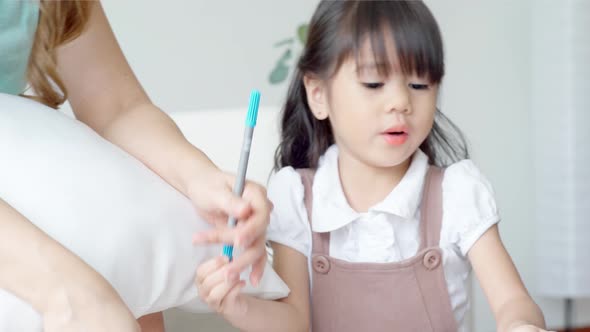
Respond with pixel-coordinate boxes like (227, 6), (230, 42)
(312, 255), (331, 274)
(423, 250), (441, 270)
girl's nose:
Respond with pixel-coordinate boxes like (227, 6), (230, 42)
(386, 82), (411, 114)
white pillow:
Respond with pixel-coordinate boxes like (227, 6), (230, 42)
(0, 93), (289, 329)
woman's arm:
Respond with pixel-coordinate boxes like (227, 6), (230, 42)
(54, 1), (213, 196)
(469, 224), (548, 331)
(0, 198), (138, 331)
(197, 242), (310, 332)
(54, 2), (270, 280)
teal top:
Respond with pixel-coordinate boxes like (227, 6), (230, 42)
(0, 0), (39, 95)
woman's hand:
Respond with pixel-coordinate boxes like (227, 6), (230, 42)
(190, 167), (272, 285)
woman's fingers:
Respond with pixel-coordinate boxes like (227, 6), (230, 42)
(225, 236), (267, 283)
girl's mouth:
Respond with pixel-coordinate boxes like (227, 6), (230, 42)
(381, 126), (409, 146)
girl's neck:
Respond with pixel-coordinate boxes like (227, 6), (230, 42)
(337, 152), (411, 213)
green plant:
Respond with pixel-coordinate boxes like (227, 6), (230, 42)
(269, 23), (308, 85)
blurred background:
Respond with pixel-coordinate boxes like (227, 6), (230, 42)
(95, 0), (590, 330)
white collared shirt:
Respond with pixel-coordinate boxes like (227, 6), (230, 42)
(267, 145), (500, 331)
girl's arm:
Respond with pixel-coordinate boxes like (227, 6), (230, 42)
(0, 199), (139, 331)
(197, 242), (310, 332)
(469, 224), (548, 332)
(54, 2), (270, 281)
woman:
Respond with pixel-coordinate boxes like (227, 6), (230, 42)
(0, 1), (271, 331)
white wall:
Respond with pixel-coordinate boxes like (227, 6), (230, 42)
(102, 0), (317, 111)
(100, 0), (590, 330)
(426, 0), (589, 330)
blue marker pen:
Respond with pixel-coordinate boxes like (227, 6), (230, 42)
(222, 89), (260, 261)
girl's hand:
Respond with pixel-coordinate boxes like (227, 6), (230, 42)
(508, 324), (554, 332)
(190, 167), (271, 286)
(196, 256), (248, 317)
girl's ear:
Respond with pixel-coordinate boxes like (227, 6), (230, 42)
(303, 74), (329, 120)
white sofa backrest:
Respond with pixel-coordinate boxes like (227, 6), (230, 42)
(169, 107), (281, 186)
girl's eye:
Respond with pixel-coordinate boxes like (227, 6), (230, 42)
(409, 83), (430, 90)
(362, 82), (385, 89)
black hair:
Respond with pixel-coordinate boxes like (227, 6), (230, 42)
(274, 0), (468, 170)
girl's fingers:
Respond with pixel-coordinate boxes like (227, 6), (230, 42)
(199, 260), (233, 299)
(225, 280), (246, 303)
(195, 256), (227, 286)
(221, 280), (247, 314)
(207, 280), (245, 313)
(225, 237), (266, 282)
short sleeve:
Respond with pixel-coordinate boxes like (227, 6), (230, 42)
(441, 160), (500, 256)
(266, 167), (312, 258)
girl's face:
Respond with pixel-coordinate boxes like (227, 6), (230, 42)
(305, 37), (439, 171)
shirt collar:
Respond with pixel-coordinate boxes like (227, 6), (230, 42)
(311, 145), (429, 233)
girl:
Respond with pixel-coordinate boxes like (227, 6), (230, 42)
(0, 1), (271, 331)
(196, 1), (549, 331)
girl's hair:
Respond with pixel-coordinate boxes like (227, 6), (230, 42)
(24, 1), (92, 109)
(274, 0), (469, 170)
